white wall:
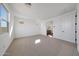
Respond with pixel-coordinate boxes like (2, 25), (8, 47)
(40, 22), (47, 35)
(14, 17), (41, 38)
(52, 11), (75, 43)
(40, 21), (53, 36)
(0, 4), (14, 55)
(77, 4), (79, 52)
(41, 11), (75, 43)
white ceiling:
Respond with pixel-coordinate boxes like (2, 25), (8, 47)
(11, 3), (76, 20)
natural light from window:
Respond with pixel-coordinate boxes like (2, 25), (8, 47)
(35, 39), (41, 44)
(48, 35), (53, 37)
(0, 4), (8, 33)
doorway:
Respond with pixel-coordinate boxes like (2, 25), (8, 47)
(46, 21), (53, 37)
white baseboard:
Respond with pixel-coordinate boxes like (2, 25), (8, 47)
(14, 33), (41, 39)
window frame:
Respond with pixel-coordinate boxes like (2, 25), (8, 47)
(0, 3), (9, 33)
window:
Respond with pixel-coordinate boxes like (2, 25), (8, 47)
(0, 4), (9, 33)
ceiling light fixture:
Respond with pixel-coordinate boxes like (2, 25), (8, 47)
(25, 3), (32, 7)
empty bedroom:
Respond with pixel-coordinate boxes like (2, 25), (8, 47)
(0, 3), (79, 56)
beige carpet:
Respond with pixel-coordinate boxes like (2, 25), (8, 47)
(4, 35), (79, 56)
